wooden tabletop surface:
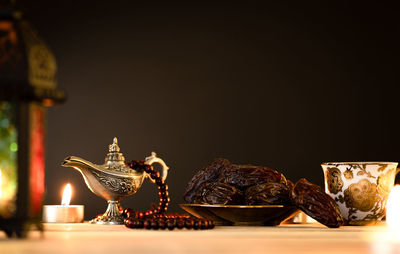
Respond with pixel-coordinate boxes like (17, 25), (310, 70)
(1, 223), (399, 254)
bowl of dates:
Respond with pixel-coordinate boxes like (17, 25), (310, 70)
(182, 158), (343, 228)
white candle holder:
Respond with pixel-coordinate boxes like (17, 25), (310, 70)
(42, 205), (84, 223)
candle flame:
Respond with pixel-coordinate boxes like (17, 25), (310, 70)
(61, 183), (72, 206)
(386, 185), (400, 229)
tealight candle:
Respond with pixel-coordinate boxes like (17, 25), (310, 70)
(42, 183), (84, 223)
(363, 185), (400, 253)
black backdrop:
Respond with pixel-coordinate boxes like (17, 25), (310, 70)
(18, 1), (399, 219)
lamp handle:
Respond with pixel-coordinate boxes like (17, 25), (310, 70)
(144, 152), (169, 184)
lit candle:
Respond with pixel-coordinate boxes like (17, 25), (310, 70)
(364, 185), (400, 253)
(42, 183), (84, 223)
(386, 185), (400, 230)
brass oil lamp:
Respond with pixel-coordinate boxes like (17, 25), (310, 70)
(62, 138), (169, 225)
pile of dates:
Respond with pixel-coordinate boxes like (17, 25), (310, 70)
(183, 158), (343, 228)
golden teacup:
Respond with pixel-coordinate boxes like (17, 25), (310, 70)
(321, 162), (398, 225)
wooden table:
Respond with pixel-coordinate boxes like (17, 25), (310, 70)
(1, 223), (399, 254)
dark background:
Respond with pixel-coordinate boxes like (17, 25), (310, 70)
(18, 1), (399, 219)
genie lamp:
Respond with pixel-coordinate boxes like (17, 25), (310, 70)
(61, 137), (169, 224)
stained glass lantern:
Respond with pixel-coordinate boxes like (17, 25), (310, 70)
(0, 0), (65, 237)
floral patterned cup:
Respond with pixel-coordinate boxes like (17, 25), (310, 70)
(321, 162), (398, 225)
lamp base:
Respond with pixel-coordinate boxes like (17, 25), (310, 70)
(89, 200), (124, 225)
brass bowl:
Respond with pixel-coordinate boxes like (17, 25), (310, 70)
(180, 204), (299, 226)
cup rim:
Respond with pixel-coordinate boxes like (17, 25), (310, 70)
(321, 161), (398, 166)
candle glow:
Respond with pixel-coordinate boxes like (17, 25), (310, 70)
(365, 185), (400, 254)
(61, 183), (72, 206)
(386, 185), (400, 229)
(0, 168), (2, 199)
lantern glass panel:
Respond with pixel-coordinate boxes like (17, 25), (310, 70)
(0, 101), (18, 219)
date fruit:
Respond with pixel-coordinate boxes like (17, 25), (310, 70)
(183, 158), (233, 203)
(193, 182), (244, 205)
(245, 182), (291, 205)
(219, 165), (287, 190)
(291, 178), (344, 228)
(286, 179), (294, 191)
